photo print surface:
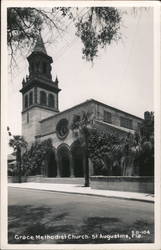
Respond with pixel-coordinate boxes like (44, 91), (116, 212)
(1, 1), (160, 250)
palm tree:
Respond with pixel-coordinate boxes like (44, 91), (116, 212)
(9, 134), (27, 183)
(71, 111), (95, 187)
(110, 132), (140, 176)
(112, 129), (154, 177)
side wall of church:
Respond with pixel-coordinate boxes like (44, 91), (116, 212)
(36, 101), (143, 178)
(39, 100), (142, 150)
(94, 103), (142, 130)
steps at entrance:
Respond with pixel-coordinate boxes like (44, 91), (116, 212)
(38, 177), (84, 184)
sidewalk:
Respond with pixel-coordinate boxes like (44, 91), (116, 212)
(8, 182), (154, 203)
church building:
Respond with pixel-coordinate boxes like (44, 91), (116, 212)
(20, 35), (143, 178)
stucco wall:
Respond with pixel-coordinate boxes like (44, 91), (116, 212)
(39, 130), (75, 149)
(22, 107), (56, 145)
(40, 101), (94, 138)
(95, 103), (142, 130)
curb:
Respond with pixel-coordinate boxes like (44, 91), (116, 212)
(9, 186), (154, 203)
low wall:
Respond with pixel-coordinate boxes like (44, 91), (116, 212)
(8, 176), (84, 184)
(90, 176), (154, 194)
(26, 175), (43, 182)
(8, 175), (43, 183)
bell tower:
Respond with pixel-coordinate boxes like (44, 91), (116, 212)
(20, 34), (61, 144)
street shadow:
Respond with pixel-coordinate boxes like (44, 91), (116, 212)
(82, 217), (121, 232)
(8, 206), (154, 244)
(63, 217), (154, 244)
(8, 205), (73, 244)
(8, 205), (51, 224)
(65, 216), (122, 244)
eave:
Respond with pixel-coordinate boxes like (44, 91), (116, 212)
(20, 77), (61, 94)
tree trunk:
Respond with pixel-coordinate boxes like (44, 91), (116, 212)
(121, 156), (135, 176)
(84, 150), (89, 187)
(83, 132), (90, 187)
(16, 147), (21, 183)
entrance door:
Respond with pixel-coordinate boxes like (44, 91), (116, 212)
(47, 151), (57, 177)
(57, 145), (70, 177)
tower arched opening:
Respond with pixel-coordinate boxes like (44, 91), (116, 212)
(24, 94), (28, 108)
(40, 91), (47, 106)
(29, 91), (33, 106)
(48, 94), (55, 108)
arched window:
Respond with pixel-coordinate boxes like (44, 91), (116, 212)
(48, 94), (55, 108)
(40, 91), (47, 106)
(24, 95), (28, 108)
(29, 92), (33, 106)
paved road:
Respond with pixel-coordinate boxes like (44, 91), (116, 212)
(8, 187), (154, 244)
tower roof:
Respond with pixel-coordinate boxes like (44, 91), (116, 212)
(33, 33), (47, 54)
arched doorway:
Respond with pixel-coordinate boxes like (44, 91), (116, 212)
(71, 141), (84, 177)
(57, 145), (70, 177)
(47, 150), (57, 177)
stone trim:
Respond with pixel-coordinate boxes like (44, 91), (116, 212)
(20, 78), (61, 94)
(21, 104), (59, 114)
(95, 120), (135, 134)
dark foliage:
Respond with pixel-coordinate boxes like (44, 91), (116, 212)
(71, 110), (154, 177)
(21, 138), (53, 176)
(8, 135), (28, 176)
(7, 7), (121, 63)
(75, 7), (121, 61)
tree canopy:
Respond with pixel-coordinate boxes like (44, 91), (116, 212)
(7, 7), (121, 64)
(21, 139), (53, 176)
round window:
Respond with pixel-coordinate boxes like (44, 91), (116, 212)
(56, 119), (69, 139)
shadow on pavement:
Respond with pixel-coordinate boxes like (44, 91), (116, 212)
(8, 205), (154, 244)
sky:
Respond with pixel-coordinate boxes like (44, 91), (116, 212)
(8, 7), (154, 138)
